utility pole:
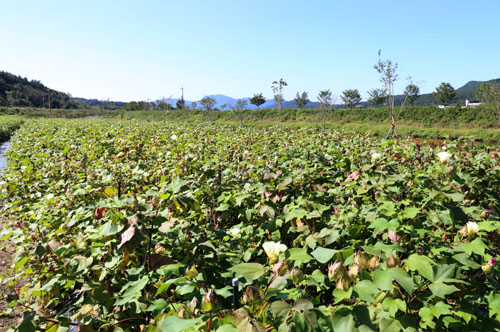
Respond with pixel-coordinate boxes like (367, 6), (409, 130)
(163, 96), (166, 126)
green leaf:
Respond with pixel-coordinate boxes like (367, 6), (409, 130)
(433, 264), (455, 284)
(379, 202), (396, 217)
(353, 280), (377, 304)
(286, 248), (313, 262)
(429, 282), (459, 298)
(311, 247), (337, 264)
(121, 276), (149, 298)
(75, 256), (93, 273)
(333, 288), (353, 304)
(444, 192), (464, 202)
(382, 297), (406, 317)
(429, 301), (451, 318)
(405, 254), (435, 281)
(158, 316), (200, 332)
(230, 263), (265, 281)
(146, 299), (168, 313)
(478, 220), (500, 232)
(284, 209), (308, 222)
(294, 313), (310, 332)
(486, 292), (500, 318)
(402, 207), (419, 219)
(452, 253), (481, 269)
(100, 221), (123, 236)
(293, 299), (314, 312)
(216, 325), (238, 332)
(369, 218), (389, 234)
(373, 268), (394, 291)
(332, 313), (357, 332)
(15, 257), (29, 271)
(388, 268), (414, 295)
(270, 301), (290, 319)
(379, 318), (403, 332)
(462, 238), (486, 256)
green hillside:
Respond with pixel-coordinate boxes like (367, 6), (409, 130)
(0, 71), (81, 109)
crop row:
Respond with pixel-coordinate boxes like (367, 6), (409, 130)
(1, 119), (500, 331)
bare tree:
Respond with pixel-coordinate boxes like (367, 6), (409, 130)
(272, 78), (288, 129)
(235, 99), (248, 127)
(317, 89), (333, 126)
(374, 50), (399, 138)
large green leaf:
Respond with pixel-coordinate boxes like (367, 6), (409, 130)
(286, 248), (313, 262)
(405, 254), (434, 281)
(311, 247), (337, 264)
(229, 263), (265, 281)
(373, 268), (394, 291)
(158, 316), (200, 332)
(121, 276), (149, 298)
(353, 280), (378, 304)
(388, 268), (414, 295)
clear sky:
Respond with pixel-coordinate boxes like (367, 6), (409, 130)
(1, 0), (499, 102)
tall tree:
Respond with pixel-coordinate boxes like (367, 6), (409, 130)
(476, 82), (500, 122)
(158, 100), (168, 110)
(199, 96), (216, 111)
(294, 91), (309, 109)
(367, 88), (386, 106)
(190, 101), (197, 109)
(433, 82), (456, 105)
(235, 99), (248, 111)
(271, 79), (288, 129)
(317, 89), (333, 125)
(249, 93), (266, 109)
(374, 50), (399, 138)
(405, 83), (420, 104)
(341, 89), (362, 110)
(176, 99), (185, 110)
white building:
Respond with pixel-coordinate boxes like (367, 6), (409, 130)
(465, 99), (482, 107)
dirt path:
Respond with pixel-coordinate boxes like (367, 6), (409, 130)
(0, 220), (24, 331)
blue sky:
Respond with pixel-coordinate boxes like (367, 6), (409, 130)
(1, 0), (499, 102)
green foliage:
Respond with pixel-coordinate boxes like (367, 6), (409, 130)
(317, 90), (333, 110)
(250, 93), (266, 109)
(434, 82), (457, 105)
(2, 119), (500, 331)
(0, 71), (81, 109)
(367, 88), (386, 106)
(0, 116), (23, 141)
(341, 89), (362, 110)
(176, 99), (186, 110)
(200, 96), (216, 111)
(405, 83), (420, 104)
(294, 91), (310, 109)
(476, 82), (500, 121)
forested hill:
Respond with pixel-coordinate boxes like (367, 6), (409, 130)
(401, 78), (500, 106)
(0, 71), (80, 109)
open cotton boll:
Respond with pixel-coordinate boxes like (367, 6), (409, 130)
(262, 241), (287, 263)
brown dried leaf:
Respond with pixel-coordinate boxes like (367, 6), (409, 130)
(94, 207), (106, 220)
